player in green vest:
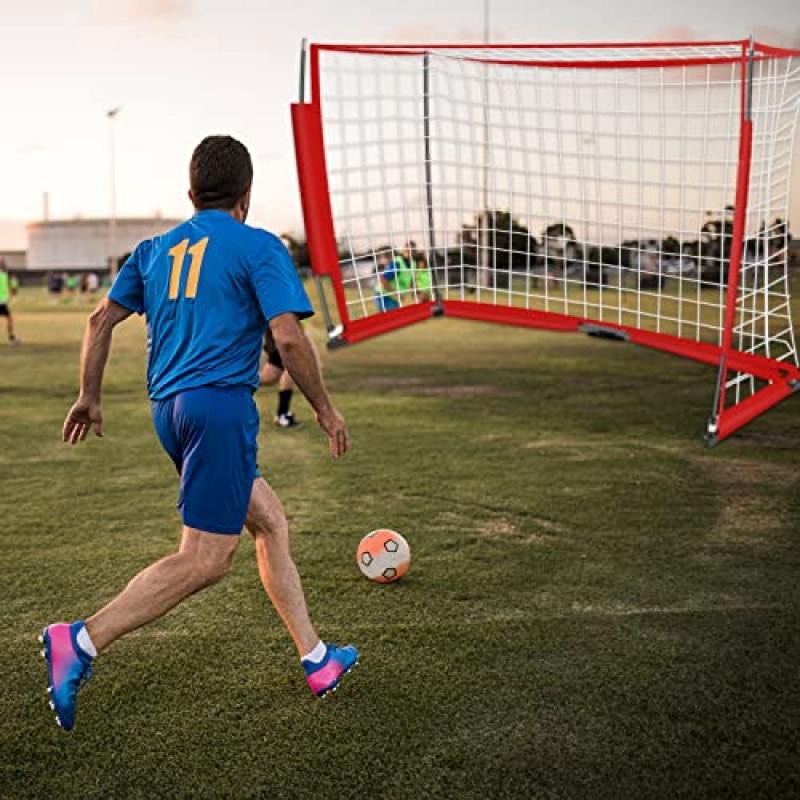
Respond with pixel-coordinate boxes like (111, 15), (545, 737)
(374, 243), (416, 312)
(413, 254), (433, 302)
(65, 273), (80, 301)
(0, 258), (19, 344)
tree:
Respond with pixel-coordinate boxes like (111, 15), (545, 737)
(458, 210), (539, 288)
(536, 222), (582, 288)
(280, 233), (311, 276)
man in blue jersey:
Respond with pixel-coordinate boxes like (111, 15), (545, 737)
(40, 136), (357, 731)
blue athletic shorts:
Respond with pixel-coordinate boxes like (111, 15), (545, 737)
(374, 294), (400, 313)
(152, 386), (259, 534)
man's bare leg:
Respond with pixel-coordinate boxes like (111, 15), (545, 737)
(245, 477), (319, 656)
(278, 370), (294, 392)
(259, 361), (281, 386)
(85, 527), (240, 652)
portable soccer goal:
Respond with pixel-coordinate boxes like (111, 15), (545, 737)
(292, 39), (800, 444)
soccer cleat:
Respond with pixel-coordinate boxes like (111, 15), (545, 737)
(40, 622), (94, 731)
(274, 412), (301, 429)
(302, 643), (359, 698)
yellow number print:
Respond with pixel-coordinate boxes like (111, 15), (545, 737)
(167, 236), (209, 300)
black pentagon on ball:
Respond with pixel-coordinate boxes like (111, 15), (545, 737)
(361, 552), (373, 566)
(382, 567), (397, 579)
(384, 540), (399, 553)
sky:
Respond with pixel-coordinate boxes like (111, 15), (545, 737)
(0, 0), (798, 250)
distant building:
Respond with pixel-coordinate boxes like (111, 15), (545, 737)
(0, 250), (25, 270)
(26, 217), (181, 270)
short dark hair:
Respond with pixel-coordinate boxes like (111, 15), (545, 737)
(190, 135), (253, 210)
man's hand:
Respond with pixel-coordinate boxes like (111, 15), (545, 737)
(63, 396), (104, 444)
(63, 298), (131, 446)
(316, 407), (348, 459)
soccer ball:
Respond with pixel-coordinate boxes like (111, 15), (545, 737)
(356, 529), (410, 583)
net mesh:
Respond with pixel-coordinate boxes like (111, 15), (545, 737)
(314, 44), (800, 402)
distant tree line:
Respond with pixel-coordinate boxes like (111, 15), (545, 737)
(280, 234), (311, 277)
(286, 208), (796, 290)
(450, 208), (794, 290)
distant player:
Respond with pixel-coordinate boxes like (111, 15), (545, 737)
(41, 135), (358, 732)
(260, 328), (301, 428)
(412, 253), (433, 303)
(0, 258), (19, 344)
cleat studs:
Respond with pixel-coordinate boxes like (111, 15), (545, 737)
(49, 700), (55, 710)
(40, 649), (46, 658)
(47, 687), (52, 694)
(38, 635), (43, 644)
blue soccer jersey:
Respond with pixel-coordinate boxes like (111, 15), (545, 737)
(109, 209), (313, 400)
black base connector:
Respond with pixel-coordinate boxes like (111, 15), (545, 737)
(578, 323), (629, 342)
(704, 415), (719, 448)
(326, 333), (349, 351)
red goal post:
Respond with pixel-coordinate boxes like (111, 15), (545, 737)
(292, 40), (800, 444)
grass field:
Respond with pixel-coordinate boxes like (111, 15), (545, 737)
(1, 287), (799, 798)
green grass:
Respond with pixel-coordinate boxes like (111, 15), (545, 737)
(1, 289), (799, 798)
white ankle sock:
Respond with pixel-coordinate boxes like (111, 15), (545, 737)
(76, 624), (97, 658)
(301, 640), (326, 663)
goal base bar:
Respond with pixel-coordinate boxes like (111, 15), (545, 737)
(328, 302), (437, 346)
(441, 300), (798, 382)
(706, 379), (800, 446)
(329, 299), (799, 442)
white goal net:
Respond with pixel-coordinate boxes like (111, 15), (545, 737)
(294, 41), (800, 442)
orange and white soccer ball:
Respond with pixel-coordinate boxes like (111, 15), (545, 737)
(356, 529), (410, 583)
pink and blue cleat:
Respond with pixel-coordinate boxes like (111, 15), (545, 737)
(303, 643), (358, 698)
(39, 622), (94, 731)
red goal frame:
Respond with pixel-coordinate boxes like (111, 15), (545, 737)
(292, 40), (800, 444)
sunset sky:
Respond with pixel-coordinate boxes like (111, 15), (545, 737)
(0, 0), (798, 249)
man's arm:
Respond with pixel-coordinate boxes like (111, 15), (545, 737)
(269, 312), (348, 459)
(62, 298), (133, 444)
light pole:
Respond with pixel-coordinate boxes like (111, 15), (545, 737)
(479, 0), (491, 290)
(107, 107), (121, 278)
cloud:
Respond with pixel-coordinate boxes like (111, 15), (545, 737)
(383, 25), (504, 45)
(93, 0), (192, 29)
(126, 0), (191, 23)
(648, 24), (800, 51)
(17, 143), (47, 155)
(751, 26), (800, 50)
(648, 25), (702, 43)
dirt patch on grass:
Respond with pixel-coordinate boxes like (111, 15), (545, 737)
(430, 509), (566, 544)
(480, 518), (520, 536)
(521, 437), (612, 463)
(694, 456), (796, 541)
(567, 600), (782, 617)
(408, 384), (515, 397)
(735, 431), (799, 449)
(346, 375), (427, 392)
(523, 437), (581, 450)
(345, 375), (516, 397)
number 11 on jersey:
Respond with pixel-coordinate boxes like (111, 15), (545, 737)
(168, 237), (209, 300)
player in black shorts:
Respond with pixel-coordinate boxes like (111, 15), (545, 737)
(260, 329), (300, 428)
(0, 258), (19, 345)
